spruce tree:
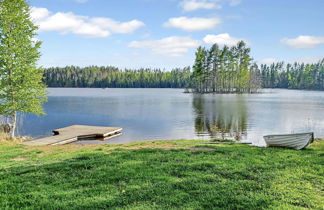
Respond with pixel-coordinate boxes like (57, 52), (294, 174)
(0, 0), (47, 137)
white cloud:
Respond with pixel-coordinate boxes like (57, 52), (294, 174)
(30, 7), (145, 38)
(31, 37), (40, 43)
(164, 17), (221, 31)
(128, 36), (201, 57)
(281, 35), (324, 48)
(229, 0), (242, 6)
(30, 7), (51, 22)
(295, 56), (323, 64)
(180, 0), (241, 11)
(91, 18), (144, 34)
(180, 0), (221, 12)
(73, 0), (88, 3)
(203, 33), (246, 46)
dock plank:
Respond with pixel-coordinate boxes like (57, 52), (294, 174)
(22, 125), (122, 146)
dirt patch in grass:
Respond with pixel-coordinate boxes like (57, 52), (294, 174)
(11, 156), (28, 161)
(25, 143), (181, 157)
(26, 144), (101, 154)
(125, 144), (180, 150)
(188, 147), (216, 151)
(22, 140), (214, 156)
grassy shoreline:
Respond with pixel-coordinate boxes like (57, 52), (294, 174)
(0, 139), (323, 209)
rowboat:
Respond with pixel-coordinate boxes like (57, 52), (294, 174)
(263, 132), (314, 150)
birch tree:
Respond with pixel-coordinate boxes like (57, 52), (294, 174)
(0, 0), (47, 137)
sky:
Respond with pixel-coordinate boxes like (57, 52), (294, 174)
(29, 0), (324, 69)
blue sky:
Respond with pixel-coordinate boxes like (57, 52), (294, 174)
(29, 0), (324, 69)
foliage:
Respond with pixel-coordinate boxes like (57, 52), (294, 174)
(0, 140), (323, 209)
(44, 66), (191, 88)
(261, 59), (324, 90)
(42, 58), (324, 92)
(191, 41), (262, 93)
(0, 0), (47, 136)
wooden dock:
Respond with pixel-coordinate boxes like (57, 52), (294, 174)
(22, 125), (122, 146)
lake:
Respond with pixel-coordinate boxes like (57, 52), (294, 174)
(16, 88), (324, 146)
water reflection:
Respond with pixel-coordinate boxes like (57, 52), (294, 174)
(193, 94), (247, 140)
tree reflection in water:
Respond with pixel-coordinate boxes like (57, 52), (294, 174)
(193, 94), (247, 141)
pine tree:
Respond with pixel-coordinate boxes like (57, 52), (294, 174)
(210, 44), (220, 92)
(0, 0), (47, 137)
(192, 47), (205, 93)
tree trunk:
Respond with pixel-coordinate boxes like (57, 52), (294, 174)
(9, 112), (16, 138)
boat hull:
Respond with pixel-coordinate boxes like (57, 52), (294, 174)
(263, 132), (314, 150)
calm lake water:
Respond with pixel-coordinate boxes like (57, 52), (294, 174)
(16, 88), (324, 146)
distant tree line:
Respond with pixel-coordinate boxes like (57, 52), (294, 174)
(43, 57), (324, 91)
(261, 59), (324, 90)
(44, 66), (191, 88)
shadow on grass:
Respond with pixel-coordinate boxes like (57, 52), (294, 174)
(0, 146), (323, 209)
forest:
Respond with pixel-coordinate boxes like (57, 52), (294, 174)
(260, 60), (324, 90)
(44, 66), (191, 88)
(43, 48), (324, 91)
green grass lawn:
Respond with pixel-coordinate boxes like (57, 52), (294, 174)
(0, 140), (323, 209)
